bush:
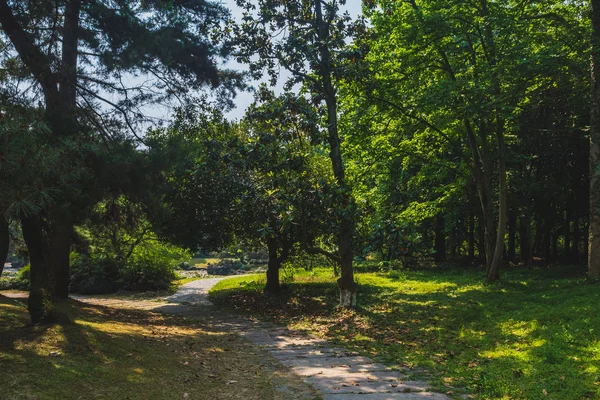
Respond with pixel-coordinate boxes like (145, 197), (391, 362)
(119, 242), (185, 291)
(70, 255), (120, 294)
(70, 242), (190, 294)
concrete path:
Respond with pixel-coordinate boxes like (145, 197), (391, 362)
(156, 278), (451, 400)
(166, 277), (227, 305)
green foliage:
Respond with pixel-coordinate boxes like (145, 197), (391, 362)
(70, 196), (190, 294)
(71, 240), (188, 294)
(119, 241), (188, 292)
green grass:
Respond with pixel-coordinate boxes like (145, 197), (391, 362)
(190, 257), (221, 268)
(210, 267), (600, 399)
(0, 295), (313, 400)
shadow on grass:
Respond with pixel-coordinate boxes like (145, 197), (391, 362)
(210, 269), (600, 399)
(0, 295), (311, 400)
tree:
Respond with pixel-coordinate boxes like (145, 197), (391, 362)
(233, 0), (363, 305)
(0, 0), (237, 323)
(240, 91), (330, 292)
(351, 0), (587, 280)
(591, 0), (600, 279)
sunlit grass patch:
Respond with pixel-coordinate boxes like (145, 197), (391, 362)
(210, 267), (600, 399)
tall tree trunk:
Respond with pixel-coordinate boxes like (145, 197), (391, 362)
(573, 216), (580, 263)
(564, 209), (571, 258)
(0, 215), (9, 277)
(265, 238), (282, 293)
(52, 218), (72, 299)
(468, 212), (475, 259)
(434, 214), (446, 262)
(21, 216), (55, 324)
(477, 215), (486, 261)
(507, 211), (516, 261)
(520, 214), (532, 266)
(590, 0), (600, 279)
(487, 129), (508, 282)
(315, 0), (355, 306)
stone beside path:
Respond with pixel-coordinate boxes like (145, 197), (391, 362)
(160, 278), (451, 400)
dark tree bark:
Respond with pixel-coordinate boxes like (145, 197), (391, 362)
(477, 215), (486, 261)
(0, 216), (9, 276)
(590, 0), (600, 279)
(572, 216), (580, 263)
(507, 211), (516, 261)
(0, 1), (80, 308)
(264, 237), (291, 294)
(520, 214), (532, 266)
(52, 219), (72, 299)
(434, 215), (446, 262)
(21, 216), (54, 324)
(468, 212), (475, 259)
(564, 209), (571, 258)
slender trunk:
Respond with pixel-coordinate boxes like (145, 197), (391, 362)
(590, 0), (600, 279)
(315, 0), (355, 306)
(21, 216), (55, 324)
(0, 216), (8, 276)
(507, 211), (516, 261)
(434, 214), (446, 262)
(573, 216), (580, 263)
(520, 214), (532, 266)
(478, 215), (486, 261)
(468, 212), (475, 259)
(551, 231), (559, 262)
(564, 209), (571, 258)
(487, 128), (507, 282)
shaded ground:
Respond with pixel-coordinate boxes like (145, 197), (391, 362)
(210, 268), (600, 400)
(2, 276), (450, 400)
(0, 293), (316, 400)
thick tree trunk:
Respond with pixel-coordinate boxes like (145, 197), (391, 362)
(315, 0), (355, 306)
(52, 219), (72, 299)
(265, 259), (281, 293)
(21, 216), (55, 324)
(434, 214), (446, 262)
(265, 239), (282, 293)
(590, 0), (600, 279)
(0, 216), (9, 276)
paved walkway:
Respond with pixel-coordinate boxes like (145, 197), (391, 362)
(78, 278), (450, 400)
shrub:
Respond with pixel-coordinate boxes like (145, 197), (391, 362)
(70, 241), (190, 294)
(118, 241), (188, 291)
(70, 255), (120, 294)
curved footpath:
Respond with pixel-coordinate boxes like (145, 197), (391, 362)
(80, 278), (450, 400)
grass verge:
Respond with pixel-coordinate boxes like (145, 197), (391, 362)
(0, 295), (313, 400)
(210, 267), (600, 399)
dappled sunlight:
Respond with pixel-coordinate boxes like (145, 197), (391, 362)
(0, 296), (314, 400)
(211, 268), (600, 399)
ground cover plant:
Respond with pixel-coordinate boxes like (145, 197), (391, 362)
(0, 295), (311, 400)
(210, 267), (600, 399)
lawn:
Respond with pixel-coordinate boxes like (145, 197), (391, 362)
(210, 267), (600, 399)
(0, 295), (314, 400)
(190, 257), (222, 268)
